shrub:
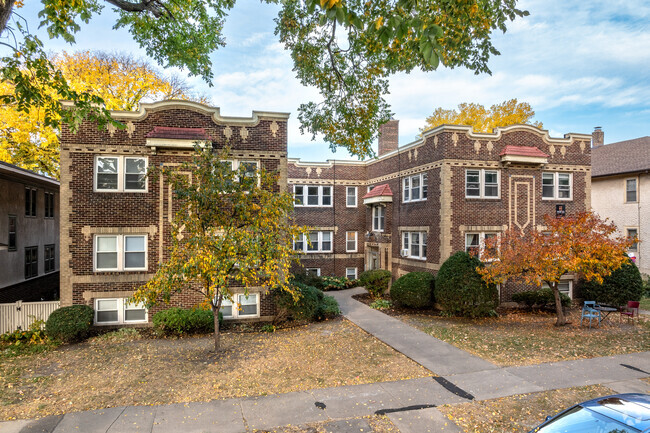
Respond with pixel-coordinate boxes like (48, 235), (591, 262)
(434, 251), (498, 318)
(152, 307), (215, 336)
(580, 258), (644, 307)
(359, 269), (392, 298)
(1, 319), (49, 346)
(390, 272), (435, 308)
(317, 295), (340, 319)
(274, 283), (340, 322)
(370, 299), (392, 310)
(321, 276), (357, 291)
(292, 272), (325, 290)
(45, 305), (94, 343)
(512, 288), (571, 309)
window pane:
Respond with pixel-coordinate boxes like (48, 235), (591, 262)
(125, 174), (146, 190)
(97, 237), (117, 252)
(97, 173), (119, 190)
(484, 185), (498, 197)
(484, 171), (498, 184)
(422, 233), (427, 258)
(347, 187), (356, 206)
(294, 186), (303, 205)
(238, 294), (258, 316)
(626, 179), (637, 202)
(97, 299), (118, 311)
(346, 268), (356, 279)
(403, 178), (410, 201)
(125, 252), (145, 268)
(307, 187), (319, 205)
(97, 157), (118, 173)
(322, 187), (331, 206)
(97, 158), (119, 190)
(219, 305), (232, 317)
(308, 232), (318, 251)
(125, 236), (145, 252)
(125, 309), (146, 321)
(411, 176), (421, 200)
(422, 173), (428, 198)
(97, 311), (118, 323)
(542, 185), (554, 198)
(403, 232), (409, 250)
(542, 173), (555, 198)
(466, 171), (480, 196)
(240, 162), (257, 178)
(466, 234), (479, 254)
(125, 158), (146, 174)
(322, 232), (332, 251)
(97, 252), (118, 269)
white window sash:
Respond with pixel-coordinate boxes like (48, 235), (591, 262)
(94, 234), (147, 272)
(542, 172), (572, 200)
(346, 187), (357, 207)
(294, 185), (333, 207)
(95, 298), (148, 325)
(346, 231), (357, 252)
(95, 156), (148, 193)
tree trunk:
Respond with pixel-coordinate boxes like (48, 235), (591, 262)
(212, 305), (221, 352)
(0, 0), (16, 36)
(550, 281), (567, 326)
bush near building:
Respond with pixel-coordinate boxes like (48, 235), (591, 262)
(359, 269), (392, 298)
(390, 272), (435, 308)
(152, 308), (218, 336)
(435, 251), (498, 317)
(512, 288), (571, 310)
(45, 305), (94, 343)
(580, 258), (644, 307)
(274, 282), (340, 323)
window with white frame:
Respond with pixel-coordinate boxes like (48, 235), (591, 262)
(346, 231), (358, 252)
(94, 234), (147, 271)
(95, 298), (147, 325)
(372, 205), (385, 231)
(627, 228), (638, 252)
(346, 267), (357, 280)
(95, 156), (147, 192)
(626, 178), (637, 203)
(542, 172), (572, 200)
(465, 232), (498, 259)
(466, 169), (499, 198)
(402, 231), (427, 259)
(403, 173), (428, 202)
(305, 268), (321, 277)
(220, 293), (260, 319)
(293, 185), (332, 207)
(542, 280), (573, 298)
(346, 186), (357, 207)
(294, 231), (333, 253)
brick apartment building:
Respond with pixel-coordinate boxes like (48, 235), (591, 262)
(60, 100), (592, 325)
(290, 121), (593, 302)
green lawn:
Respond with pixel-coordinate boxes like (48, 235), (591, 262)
(640, 296), (650, 311)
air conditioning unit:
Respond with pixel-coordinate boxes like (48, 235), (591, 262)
(401, 249), (409, 257)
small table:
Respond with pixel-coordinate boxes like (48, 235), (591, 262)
(595, 305), (617, 325)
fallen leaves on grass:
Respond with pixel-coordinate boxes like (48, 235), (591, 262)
(439, 385), (615, 433)
(0, 318), (430, 421)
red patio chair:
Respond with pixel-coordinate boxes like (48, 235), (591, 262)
(619, 301), (640, 324)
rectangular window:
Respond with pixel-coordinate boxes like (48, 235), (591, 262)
(465, 232), (499, 260)
(626, 179), (638, 203)
(627, 228), (638, 252)
(94, 234), (147, 271)
(24, 246), (38, 278)
(25, 187), (37, 217)
(372, 206), (385, 231)
(295, 232), (333, 253)
(346, 186), (357, 207)
(346, 267), (357, 280)
(293, 185), (333, 207)
(542, 281), (572, 298)
(219, 297), (233, 318)
(8, 216), (16, 251)
(466, 170), (499, 199)
(402, 231), (427, 259)
(44, 244), (55, 273)
(95, 156), (148, 192)
(44, 192), (55, 218)
(403, 173), (428, 203)
(238, 293), (259, 317)
(346, 231), (357, 252)
(542, 172), (572, 200)
(95, 298), (148, 325)
(305, 268), (321, 277)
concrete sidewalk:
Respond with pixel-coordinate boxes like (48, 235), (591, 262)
(2, 288), (649, 433)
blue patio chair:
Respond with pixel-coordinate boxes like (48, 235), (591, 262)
(580, 301), (601, 328)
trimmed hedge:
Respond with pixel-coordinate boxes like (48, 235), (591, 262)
(434, 251), (498, 317)
(152, 308), (216, 336)
(359, 269), (392, 298)
(45, 305), (94, 343)
(390, 272), (435, 308)
(512, 288), (571, 309)
(274, 282), (340, 322)
(580, 258), (644, 307)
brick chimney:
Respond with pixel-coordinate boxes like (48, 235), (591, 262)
(592, 126), (604, 148)
(378, 120), (399, 156)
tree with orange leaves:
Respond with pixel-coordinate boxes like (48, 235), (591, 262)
(478, 212), (634, 326)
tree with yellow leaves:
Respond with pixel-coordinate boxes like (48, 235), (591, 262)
(132, 146), (305, 351)
(421, 99), (543, 135)
(0, 51), (207, 177)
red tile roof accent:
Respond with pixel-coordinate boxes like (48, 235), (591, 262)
(499, 145), (549, 158)
(146, 126), (211, 140)
(362, 184), (393, 199)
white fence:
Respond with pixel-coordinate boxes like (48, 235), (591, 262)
(0, 301), (60, 334)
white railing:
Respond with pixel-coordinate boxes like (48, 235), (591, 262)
(0, 300), (60, 334)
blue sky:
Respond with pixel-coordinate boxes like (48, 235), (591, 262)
(15, 0), (650, 162)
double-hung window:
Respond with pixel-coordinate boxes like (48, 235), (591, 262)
(402, 232), (427, 259)
(25, 246), (38, 278)
(403, 173), (428, 202)
(465, 232), (498, 259)
(44, 244), (55, 273)
(294, 231), (333, 253)
(44, 192), (55, 218)
(627, 228), (638, 252)
(94, 234), (147, 271)
(626, 179), (638, 203)
(542, 172), (572, 200)
(8, 216), (16, 251)
(293, 185), (332, 207)
(95, 298), (147, 325)
(95, 156), (148, 192)
(346, 231), (358, 252)
(372, 206), (385, 232)
(466, 169), (499, 198)
(346, 187), (357, 207)
(219, 293), (259, 319)
(25, 187), (37, 217)
(346, 267), (358, 280)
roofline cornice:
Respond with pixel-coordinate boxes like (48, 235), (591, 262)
(0, 162), (60, 186)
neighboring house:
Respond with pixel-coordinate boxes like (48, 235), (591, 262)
(59, 100), (289, 325)
(591, 131), (650, 276)
(290, 121), (592, 302)
(0, 162), (59, 303)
